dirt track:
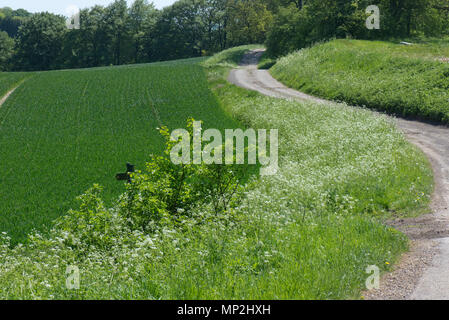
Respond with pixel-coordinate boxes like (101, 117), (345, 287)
(0, 87), (18, 107)
(228, 49), (449, 300)
(0, 78), (30, 108)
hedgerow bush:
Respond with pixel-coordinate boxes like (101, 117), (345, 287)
(118, 119), (249, 233)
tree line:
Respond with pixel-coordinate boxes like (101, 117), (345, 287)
(0, 0), (273, 71)
(266, 0), (449, 56)
(0, 0), (448, 72)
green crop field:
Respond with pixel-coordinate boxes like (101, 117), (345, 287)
(271, 39), (449, 124)
(0, 61), (240, 243)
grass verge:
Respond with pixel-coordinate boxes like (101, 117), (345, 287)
(271, 39), (449, 124)
(202, 45), (263, 68)
(0, 72), (32, 98)
(257, 51), (277, 70)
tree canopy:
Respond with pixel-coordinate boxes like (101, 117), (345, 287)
(0, 0), (448, 71)
(0, 7), (32, 37)
(0, 31), (14, 71)
(266, 0), (449, 57)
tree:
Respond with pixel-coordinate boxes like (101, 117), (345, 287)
(226, 0), (273, 46)
(104, 0), (130, 65)
(199, 0), (228, 52)
(8, 0), (447, 72)
(0, 31), (14, 71)
(151, 0), (206, 61)
(265, 5), (304, 57)
(129, 0), (157, 63)
(0, 7), (32, 37)
(15, 12), (67, 70)
(413, 0), (449, 36)
(77, 5), (112, 67)
(281, 0), (304, 9)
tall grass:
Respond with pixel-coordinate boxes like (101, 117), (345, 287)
(258, 51), (277, 70)
(271, 39), (449, 124)
(202, 45), (262, 68)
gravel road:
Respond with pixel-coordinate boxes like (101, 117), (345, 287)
(228, 49), (449, 300)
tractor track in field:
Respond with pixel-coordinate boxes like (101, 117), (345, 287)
(0, 78), (31, 108)
(0, 78), (32, 129)
(0, 84), (23, 128)
(0, 87), (19, 107)
(228, 49), (449, 300)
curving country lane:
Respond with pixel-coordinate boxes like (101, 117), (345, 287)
(228, 49), (449, 300)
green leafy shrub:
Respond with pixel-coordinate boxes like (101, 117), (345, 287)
(119, 119), (248, 232)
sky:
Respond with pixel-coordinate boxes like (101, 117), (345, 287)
(1, 0), (177, 16)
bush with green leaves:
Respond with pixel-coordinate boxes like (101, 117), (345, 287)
(118, 119), (249, 233)
(55, 185), (123, 251)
